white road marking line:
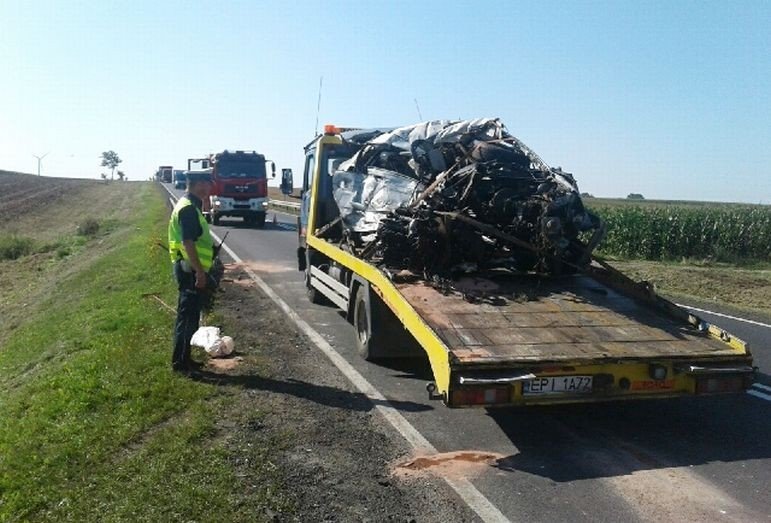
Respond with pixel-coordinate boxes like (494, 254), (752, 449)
(676, 304), (771, 330)
(162, 183), (511, 522)
(747, 389), (771, 402)
(752, 383), (771, 394)
(271, 209), (299, 218)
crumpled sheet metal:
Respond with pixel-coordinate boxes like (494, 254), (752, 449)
(331, 118), (603, 277)
(332, 167), (417, 233)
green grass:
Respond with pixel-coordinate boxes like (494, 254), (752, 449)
(0, 183), (285, 522)
(0, 229), (98, 262)
(610, 258), (771, 319)
(0, 235), (35, 260)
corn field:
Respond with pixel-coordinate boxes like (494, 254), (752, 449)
(588, 203), (771, 262)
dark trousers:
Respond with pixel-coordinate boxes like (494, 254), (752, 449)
(172, 262), (202, 368)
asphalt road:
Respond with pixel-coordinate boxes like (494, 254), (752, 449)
(165, 184), (770, 522)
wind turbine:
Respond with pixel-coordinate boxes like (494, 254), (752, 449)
(33, 152), (49, 176)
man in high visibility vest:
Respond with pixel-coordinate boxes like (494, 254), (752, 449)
(168, 171), (214, 372)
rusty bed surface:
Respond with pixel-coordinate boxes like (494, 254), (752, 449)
(396, 274), (737, 364)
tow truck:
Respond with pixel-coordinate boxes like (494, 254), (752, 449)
(188, 150), (276, 228)
(297, 124), (755, 407)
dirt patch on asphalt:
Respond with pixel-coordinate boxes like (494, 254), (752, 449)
(241, 261), (296, 274)
(393, 451), (505, 481)
(194, 264), (475, 522)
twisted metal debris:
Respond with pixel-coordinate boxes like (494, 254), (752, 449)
(332, 118), (604, 278)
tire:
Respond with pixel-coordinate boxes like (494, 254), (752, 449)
(212, 213), (220, 225)
(305, 267), (327, 305)
(354, 285), (385, 361)
(255, 212), (266, 229)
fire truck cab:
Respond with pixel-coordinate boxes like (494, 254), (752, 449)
(189, 150), (275, 228)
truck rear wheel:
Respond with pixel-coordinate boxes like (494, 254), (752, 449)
(354, 285), (385, 361)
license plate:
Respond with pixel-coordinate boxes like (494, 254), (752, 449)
(522, 375), (593, 395)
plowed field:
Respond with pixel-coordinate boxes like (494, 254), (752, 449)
(0, 171), (99, 223)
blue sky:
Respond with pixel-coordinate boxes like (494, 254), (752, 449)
(1, 0), (769, 202)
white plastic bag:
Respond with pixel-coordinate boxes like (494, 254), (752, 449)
(190, 327), (235, 357)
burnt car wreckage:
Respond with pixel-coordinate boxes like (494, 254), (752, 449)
(326, 118), (605, 285)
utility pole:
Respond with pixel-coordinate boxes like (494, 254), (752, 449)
(32, 152), (49, 176)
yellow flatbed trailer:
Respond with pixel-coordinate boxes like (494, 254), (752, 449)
(297, 129), (755, 407)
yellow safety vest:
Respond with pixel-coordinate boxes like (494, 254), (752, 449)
(168, 196), (214, 271)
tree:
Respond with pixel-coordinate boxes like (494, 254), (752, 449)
(100, 151), (122, 181)
(117, 170), (126, 181)
(627, 193), (645, 200)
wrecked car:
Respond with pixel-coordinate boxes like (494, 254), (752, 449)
(326, 118), (604, 278)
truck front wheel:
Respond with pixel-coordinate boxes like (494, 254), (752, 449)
(305, 266), (327, 305)
(354, 285), (385, 361)
(246, 212), (266, 228)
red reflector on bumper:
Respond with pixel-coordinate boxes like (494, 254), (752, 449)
(451, 387), (510, 406)
(695, 375), (746, 394)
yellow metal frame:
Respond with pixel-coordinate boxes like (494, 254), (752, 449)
(306, 134), (452, 395)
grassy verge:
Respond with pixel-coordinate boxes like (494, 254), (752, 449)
(0, 183), (286, 521)
(609, 258), (771, 319)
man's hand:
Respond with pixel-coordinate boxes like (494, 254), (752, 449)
(195, 269), (207, 289)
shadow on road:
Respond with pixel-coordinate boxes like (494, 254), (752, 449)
(487, 394), (771, 482)
(188, 368), (433, 413)
(376, 357), (435, 381)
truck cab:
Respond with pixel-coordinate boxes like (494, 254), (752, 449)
(193, 150), (276, 228)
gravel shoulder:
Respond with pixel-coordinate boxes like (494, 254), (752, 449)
(194, 264), (475, 522)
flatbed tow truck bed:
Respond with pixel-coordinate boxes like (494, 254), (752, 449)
(399, 273), (738, 365)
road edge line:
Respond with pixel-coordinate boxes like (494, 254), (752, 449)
(747, 389), (771, 402)
(161, 183), (511, 523)
(676, 303), (771, 330)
